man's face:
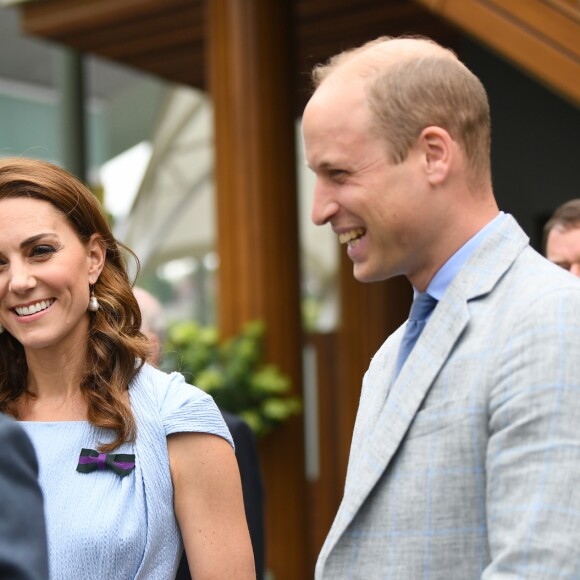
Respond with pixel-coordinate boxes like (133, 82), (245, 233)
(302, 75), (434, 285)
(546, 226), (580, 277)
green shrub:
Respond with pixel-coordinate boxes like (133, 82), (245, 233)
(164, 320), (301, 437)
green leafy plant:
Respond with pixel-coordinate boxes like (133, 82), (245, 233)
(163, 319), (301, 437)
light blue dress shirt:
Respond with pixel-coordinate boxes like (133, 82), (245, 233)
(423, 212), (506, 306)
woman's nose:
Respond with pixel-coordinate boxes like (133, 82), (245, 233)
(8, 264), (37, 293)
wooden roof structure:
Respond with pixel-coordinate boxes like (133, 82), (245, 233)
(16, 0), (580, 107)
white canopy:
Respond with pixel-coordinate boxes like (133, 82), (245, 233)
(113, 85), (339, 287)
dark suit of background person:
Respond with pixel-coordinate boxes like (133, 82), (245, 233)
(0, 412), (48, 580)
(175, 410), (265, 580)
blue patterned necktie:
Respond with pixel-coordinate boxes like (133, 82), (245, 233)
(394, 292), (438, 378)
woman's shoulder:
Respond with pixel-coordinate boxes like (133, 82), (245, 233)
(131, 362), (207, 403)
(131, 363), (233, 447)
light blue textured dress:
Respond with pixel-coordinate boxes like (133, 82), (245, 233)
(20, 363), (233, 580)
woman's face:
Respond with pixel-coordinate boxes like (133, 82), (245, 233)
(0, 196), (104, 355)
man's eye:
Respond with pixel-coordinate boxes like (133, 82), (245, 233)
(329, 170), (347, 181)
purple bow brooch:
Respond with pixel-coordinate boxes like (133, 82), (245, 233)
(76, 448), (135, 478)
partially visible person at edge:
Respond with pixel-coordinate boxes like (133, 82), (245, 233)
(543, 198), (580, 276)
(302, 35), (580, 578)
(133, 286), (266, 580)
(0, 411), (49, 579)
(0, 157), (255, 579)
(133, 286), (167, 367)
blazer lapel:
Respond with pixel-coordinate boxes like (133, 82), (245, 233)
(340, 290), (471, 526)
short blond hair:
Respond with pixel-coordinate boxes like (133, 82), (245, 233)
(312, 36), (491, 187)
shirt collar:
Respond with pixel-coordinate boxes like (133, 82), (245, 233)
(421, 212), (506, 301)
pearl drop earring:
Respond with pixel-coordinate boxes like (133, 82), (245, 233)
(88, 286), (100, 312)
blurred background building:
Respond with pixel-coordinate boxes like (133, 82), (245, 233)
(1, 1), (578, 578)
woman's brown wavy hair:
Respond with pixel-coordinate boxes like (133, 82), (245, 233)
(0, 157), (150, 452)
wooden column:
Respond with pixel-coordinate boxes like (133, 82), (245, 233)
(206, 1), (308, 578)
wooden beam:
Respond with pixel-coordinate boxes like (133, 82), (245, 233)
(20, 0), (205, 87)
(413, 0), (580, 106)
(491, 0), (580, 58)
(20, 0), (192, 36)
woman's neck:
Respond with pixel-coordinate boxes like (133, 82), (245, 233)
(21, 348), (88, 421)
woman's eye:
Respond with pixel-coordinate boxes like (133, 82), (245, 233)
(31, 245), (56, 258)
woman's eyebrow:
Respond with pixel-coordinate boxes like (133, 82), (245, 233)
(20, 233), (55, 249)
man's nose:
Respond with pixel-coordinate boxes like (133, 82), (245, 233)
(311, 180), (339, 226)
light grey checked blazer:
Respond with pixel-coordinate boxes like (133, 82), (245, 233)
(316, 215), (580, 579)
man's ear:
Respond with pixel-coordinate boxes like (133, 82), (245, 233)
(418, 126), (453, 186)
(87, 234), (106, 283)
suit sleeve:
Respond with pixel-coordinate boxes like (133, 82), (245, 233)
(484, 287), (580, 577)
(0, 415), (49, 580)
